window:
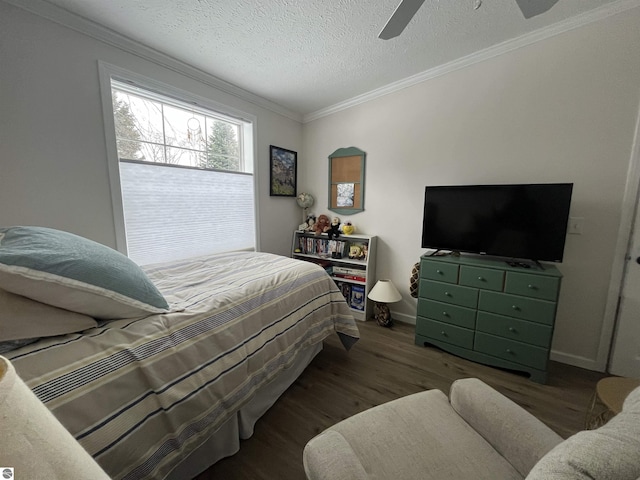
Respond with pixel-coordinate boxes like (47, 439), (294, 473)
(108, 78), (256, 265)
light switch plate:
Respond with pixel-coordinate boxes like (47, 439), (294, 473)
(568, 217), (584, 235)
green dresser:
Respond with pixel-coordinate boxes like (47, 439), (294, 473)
(415, 254), (562, 383)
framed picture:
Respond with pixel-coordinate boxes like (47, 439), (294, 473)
(337, 183), (355, 207)
(270, 145), (297, 197)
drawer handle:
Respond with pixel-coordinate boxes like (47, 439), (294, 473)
(440, 331), (447, 336)
(508, 327), (516, 332)
(511, 305), (519, 311)
(506, 349), (513, 354)
(528, 284), (537, 290)
(443, 311), (449, 317)
(478, 276), (484, 281)
(436, 269), (442, 274)
(444, 291), (451, 297)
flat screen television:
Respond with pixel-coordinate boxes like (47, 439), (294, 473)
(421, 183), (573, 262)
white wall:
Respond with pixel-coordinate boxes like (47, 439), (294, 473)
(301, 8), (640, 371)
(0, 2), (302, 257)
(2, 1), (640, 372)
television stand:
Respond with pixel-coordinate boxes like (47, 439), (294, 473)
(415, 254), (562, 383)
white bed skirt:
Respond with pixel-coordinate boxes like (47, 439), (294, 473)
(166, 341), (323, 480)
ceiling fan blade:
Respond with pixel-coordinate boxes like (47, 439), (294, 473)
(378, 0), (427, 40)
(514, 0), (560, 19)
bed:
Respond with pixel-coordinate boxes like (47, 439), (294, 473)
(0, 227), (359, 480)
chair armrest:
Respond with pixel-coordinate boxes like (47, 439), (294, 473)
(450, 378), (563, 477)
(303, 430), (370, 480)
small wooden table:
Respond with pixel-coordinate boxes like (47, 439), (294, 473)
(585, 377), (640, 429)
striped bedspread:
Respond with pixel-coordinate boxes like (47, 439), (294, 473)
(6, 252), (358, 479)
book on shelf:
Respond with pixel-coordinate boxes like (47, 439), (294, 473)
(332, 265), (366, 282)
(333, 273), (366, 282)
(349, 284), (365, 311)
(332, 266), (366, 275)
(297, 236), (347, 258)
(334, 280), (351, 302)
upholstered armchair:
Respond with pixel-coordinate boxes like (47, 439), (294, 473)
(304, 378), (640, 480)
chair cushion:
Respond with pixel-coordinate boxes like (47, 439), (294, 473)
(304, 389), (523, 480)
(526, 386), (640, 480)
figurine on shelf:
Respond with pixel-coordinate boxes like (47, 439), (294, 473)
(327, 217), (341, 240)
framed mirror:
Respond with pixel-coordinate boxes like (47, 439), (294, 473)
(328, 147), (365, 215)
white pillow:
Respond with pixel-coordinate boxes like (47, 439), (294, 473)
(0, 226), (169, 320)
(0, 289), (97, 341)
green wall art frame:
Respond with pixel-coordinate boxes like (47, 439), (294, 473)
(328, 147), (365, 215)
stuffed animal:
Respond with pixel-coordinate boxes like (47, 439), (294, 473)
(314, 214), (331, 235)
(327, 217), (341, 240)
(342, 221), (355, 235)
(348, 243), (367, 260)
(348, 244), (363, 259)
(304, 214), (316, 232)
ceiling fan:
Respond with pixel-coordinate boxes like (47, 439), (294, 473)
(378, 0), (561, 40)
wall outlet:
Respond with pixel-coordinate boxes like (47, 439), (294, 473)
(568, 217), (584, 235)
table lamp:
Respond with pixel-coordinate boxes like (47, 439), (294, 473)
(368, 279), (402, 327)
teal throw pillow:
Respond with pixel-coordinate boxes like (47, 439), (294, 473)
(0, 226), (169, 319)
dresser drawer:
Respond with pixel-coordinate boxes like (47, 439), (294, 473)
(505, 272), (560, 301)
(459, 266), (504, 292)
(416, 317), (474, 349)
(476, 311), (553, 348)
(419, 279), (478, 308)
(474, 332), (548, 370)
(420, 259), (459, 284)
(417, 299), (476, 329)
(478, 291), (556, 325)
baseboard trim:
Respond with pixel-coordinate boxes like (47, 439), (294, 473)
(550, 350), (604, 372)
(393, 312), (416, 326)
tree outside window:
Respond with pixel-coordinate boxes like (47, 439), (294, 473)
(111, 86), (242, 172)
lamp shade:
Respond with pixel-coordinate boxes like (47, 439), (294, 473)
(368, 279), (402, 303)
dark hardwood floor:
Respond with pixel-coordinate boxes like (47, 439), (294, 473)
(196, 320), (606, 480)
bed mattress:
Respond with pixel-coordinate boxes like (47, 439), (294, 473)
(5, 251), (358, 479)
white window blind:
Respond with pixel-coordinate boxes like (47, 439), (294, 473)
(110, 79), (256, 265)
(120, 161), (255, 265)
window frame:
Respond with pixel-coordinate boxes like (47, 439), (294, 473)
(111, 81), (247, 172)
(98, 62), (259, 257)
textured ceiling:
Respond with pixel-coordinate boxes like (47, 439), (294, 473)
(34, 0), (626, 116)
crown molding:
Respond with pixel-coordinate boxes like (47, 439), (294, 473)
(3, 0), (303, 123)
(6, 0), (639, 125)
(303, 0), (640, 123)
